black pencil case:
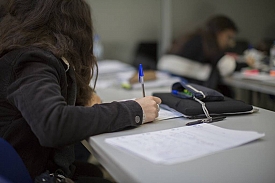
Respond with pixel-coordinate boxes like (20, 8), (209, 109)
(153, 92), (254, 118)
(154, 82), (254, 119)
(171, 82), (224, 102)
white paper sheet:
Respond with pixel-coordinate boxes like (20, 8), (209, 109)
(92, 62), (181, 89)
(155, 104), (184, 121)
(105, 124), (265, 164)
(96, 60), (135, 74)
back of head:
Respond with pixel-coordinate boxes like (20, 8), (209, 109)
(205, 15), (238, 35)
(0, 0), (97, 106)
(0, 0), (93, 57)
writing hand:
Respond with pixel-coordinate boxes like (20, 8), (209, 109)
(135, 96), (161, 123)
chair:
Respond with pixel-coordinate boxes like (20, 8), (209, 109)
(0, 138), (33, 183)
(132, 42), (158, 70)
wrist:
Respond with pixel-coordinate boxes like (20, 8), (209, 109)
(142, 109), (146, 124)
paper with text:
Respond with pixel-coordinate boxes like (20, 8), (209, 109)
(105, 124), (265, 164)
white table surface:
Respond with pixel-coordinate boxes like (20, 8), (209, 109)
(223, 72), (275, 96)
(88, 85), (275, 183)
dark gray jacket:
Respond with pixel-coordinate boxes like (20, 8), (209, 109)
(0, 47), (143, 178)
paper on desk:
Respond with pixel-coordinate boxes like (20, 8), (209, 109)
(118, 101), (183, 121)
(118, 70), (181, 89)
(105, 124), (265, 164)
(155, 104), (184, 121)
(96, 60), (135, 75)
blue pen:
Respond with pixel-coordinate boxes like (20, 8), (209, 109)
(172, 90), (192, 98)
(139, 64), (145, 97)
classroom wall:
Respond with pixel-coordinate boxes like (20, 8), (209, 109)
(86, 0), (275, 63)
(86, 0), (161, 63)
(172, 0), (275, 44)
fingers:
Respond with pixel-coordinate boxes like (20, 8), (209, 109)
(135, 96), (162, 123)
(142, 96), (161, 105)
(152, 96), (162, 105)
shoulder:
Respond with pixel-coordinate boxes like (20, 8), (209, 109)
(3, 47), (59, 63)
(176, 34), (203, 60)
(185, 34), (203, 46)
(1, 47), (66, 72)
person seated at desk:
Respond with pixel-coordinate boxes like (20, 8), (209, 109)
(0, 0), (161, 182)
(158, 15), (254, 96)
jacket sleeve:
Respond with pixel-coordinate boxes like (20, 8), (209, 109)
(7, 50), (143, 148)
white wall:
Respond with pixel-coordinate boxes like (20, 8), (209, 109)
(86, 0), (275, 63)
(172, 0), (275, 43)
(86, 0), (161, 63)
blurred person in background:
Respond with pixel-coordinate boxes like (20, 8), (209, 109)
(158, 15), (254, 97)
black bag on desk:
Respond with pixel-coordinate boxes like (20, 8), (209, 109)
(153, 82), (254, 118)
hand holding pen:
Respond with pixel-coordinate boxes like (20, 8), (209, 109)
(135, 96), (161, 123)
(135, 64), (161, 123)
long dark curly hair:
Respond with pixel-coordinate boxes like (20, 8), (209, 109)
(0, 0), (97, 106)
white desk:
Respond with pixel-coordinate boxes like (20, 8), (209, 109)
(89, 86), (275, 183)
(223, 72), (275, 111)
(223, 72), (275, 96)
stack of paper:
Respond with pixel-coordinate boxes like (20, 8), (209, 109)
(105, 124), (264, 164)
(96, 60), (135, 75)
(118, 70), (181, 89)
(91, 60), (181, 89)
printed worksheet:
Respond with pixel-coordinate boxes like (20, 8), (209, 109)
(105, 124), (265, 164)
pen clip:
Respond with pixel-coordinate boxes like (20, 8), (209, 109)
(202, 116), (226, 123)
(201, 118), (212, 123)
(186, 116), (226, 126)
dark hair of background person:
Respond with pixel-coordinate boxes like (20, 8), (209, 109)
(0, 0), (97, 106)
(169, 15), (238, 63)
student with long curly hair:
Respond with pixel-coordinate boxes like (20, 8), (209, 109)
(0, 0), (161, 182)
(158, 15), (254, 96)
